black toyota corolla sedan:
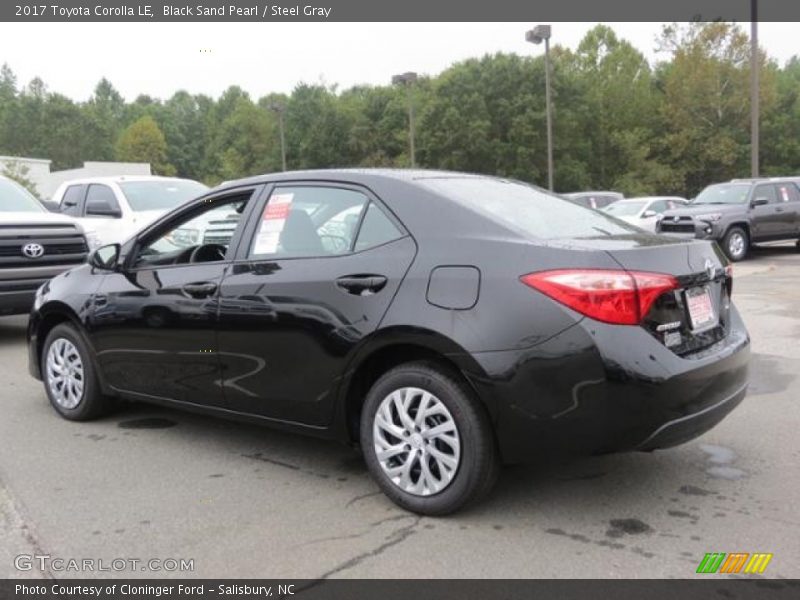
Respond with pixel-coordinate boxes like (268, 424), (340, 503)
(28, 170), (750, 515)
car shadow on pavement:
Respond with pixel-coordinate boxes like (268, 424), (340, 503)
(0, 316), (27, 347)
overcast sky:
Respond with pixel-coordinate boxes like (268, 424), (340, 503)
(1, 22), (797, 102)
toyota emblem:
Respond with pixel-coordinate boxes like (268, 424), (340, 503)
(704, 258), (715, 280)
(22, 242), (45, 259)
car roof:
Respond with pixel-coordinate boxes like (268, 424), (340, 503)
(564, 190), (623, 196)
(728, 177), (800, 184)
(619, 196), (686, 202)
(58, 175), (200, 185)
(216, 168), (489, 190)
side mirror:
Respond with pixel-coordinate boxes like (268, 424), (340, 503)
(642, 210), (657, 218)
(86, 200), (123, 218)
(90, 243), (121, 271)
(751, 197), (769, 207)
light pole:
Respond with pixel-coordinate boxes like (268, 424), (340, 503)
(750, 0), (759, 178)
(392, 71), (418, 168)
(269, 102), (287, 172)
(526, 24), (554, 191)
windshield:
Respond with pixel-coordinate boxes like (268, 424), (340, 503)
(0, 179), (45, 212)
(419, 178), (638, 239)
(119, 180), (208, 212)
(693, 183), (750, 205)
(603, 201), (647, 217)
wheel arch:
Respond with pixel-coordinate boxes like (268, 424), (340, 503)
(33, 302), (112, 395)
(724, 221), (751, 241)
(335, 326), (493, 444)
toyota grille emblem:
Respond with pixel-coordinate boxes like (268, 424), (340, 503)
(22, 243), (45, 259)
(704, 258), (715, 280)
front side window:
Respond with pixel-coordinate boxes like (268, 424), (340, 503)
(85, 184), (120, 216)
(119, 179), (208, 212)
(134, 195), (250, 268)
(0, 179), (44, 212)
(753, 185), (778, 205)
(249, 186), (369, 259)
(648, 200), (669, 214)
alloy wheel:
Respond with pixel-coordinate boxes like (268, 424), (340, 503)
(373, 387), (461, 496)
(46, 338), (85, 409)
(729, 232), (746, 259)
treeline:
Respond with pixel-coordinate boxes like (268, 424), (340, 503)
(1, 23), (799, 197)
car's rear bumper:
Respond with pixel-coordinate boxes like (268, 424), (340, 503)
(464, 306), (750, 463)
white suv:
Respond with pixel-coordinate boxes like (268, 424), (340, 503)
(52, 176), (208, 246)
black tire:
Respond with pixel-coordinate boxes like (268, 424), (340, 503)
(41, 323), (115, 421)
(360, 361), (499, 516)
(722, 226), (749, 261)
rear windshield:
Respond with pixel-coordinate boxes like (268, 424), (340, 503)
(119, 180), (208, 212)
(0, 179), (45, 212)
(419, 178), (638, 239)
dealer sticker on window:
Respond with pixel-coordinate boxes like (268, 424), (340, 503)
(252, 193), (294, 255)
(685, 286), (717, 331)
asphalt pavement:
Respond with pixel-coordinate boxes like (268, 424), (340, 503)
(1, 243), (798, 579)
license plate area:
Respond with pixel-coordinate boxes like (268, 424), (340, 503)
(684, 286), (717, 332)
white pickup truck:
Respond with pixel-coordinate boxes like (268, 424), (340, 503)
(0, 176), (93, 315)
(51, 176), (208, 246)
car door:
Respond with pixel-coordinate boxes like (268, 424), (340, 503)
(59, 184), (86, 218)
(641, 200), (668, 232)
(89, 189), (259, 407)
(749, 184), (782, 240)
(774, 181), (800, 237)
(216, 183), (416, 426)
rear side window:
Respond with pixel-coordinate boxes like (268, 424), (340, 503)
(420, 178), (637, 240)
(249, 186), (369, 258)
(776, 183), (800, 203)
(355, 203), (404, 251)
(60, 185), (85, 216)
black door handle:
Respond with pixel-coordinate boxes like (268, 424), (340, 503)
(182, 282), (218, 298)
(775, 207), (785, 212)
(336, 275), (388, 296)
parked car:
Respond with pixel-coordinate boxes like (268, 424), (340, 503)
(657, 177), (800, 261)
(52, 176), (208, 246)
(29, 170), (749, 515)
(0, 176), (92, 316)
(603, 196), (688, 232)
(562, 190), (624, 209)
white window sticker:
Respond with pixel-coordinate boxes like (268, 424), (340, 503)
(252, 193), (293, 255)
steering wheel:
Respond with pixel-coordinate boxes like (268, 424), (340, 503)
(189, 244), (227, 263)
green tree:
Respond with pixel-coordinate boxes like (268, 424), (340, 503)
(115, 115), (176, 175)
(656, 22), (777, 195)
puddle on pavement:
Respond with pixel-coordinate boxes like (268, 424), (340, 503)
(699, 444), (746, 480)
(748, 353), (796, 396)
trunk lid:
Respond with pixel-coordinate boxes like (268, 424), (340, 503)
(542, 234), (732, 355)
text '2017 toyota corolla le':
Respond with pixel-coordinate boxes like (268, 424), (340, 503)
(28, 170), (750, 515)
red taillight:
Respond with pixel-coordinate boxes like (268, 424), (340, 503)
(520, 269), (679, 325)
